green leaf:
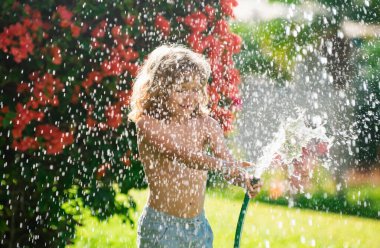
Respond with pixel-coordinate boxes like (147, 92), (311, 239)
(2, 111), (16, 128)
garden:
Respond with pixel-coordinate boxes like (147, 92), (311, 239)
(1, 0), (379, 247)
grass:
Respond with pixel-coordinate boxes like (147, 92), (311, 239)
(67, 187), (380, 248)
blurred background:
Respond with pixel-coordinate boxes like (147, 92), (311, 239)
(228, 0), (380, 217)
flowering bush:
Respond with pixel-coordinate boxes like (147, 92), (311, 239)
(0, 0), (242, 246)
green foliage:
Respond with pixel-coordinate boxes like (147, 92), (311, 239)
(352, 39), (380, 164)
(231, 19), (320, 84)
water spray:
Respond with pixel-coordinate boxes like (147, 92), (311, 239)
(232, 110), (333, 248)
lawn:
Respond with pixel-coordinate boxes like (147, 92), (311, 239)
(67, 187), (380, 248)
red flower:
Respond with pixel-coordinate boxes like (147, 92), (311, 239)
(51, 95), (59, 106)
(17, 82), (30, 93)
(225, 33), (242, 54)
(184, 12), (208, 33)
(101, 58), (123, 76)
(124, 14), (136, 26)
(220, 0), (238, 18)
(116, 90), (132, 106)
(89, 71), (103, 83)
(30, 10), (43, 31)
(122, 34), (135, 47)
(124, 47), (139, 60)
(61, 131), (74, 146)
(0, 106), (9, 114)
(11, 136), (40, 152)
(32, 111), (45, 121)
(35, 124), (73, 154)
(35, 124), (60, 139)
(81, 71), (102, 89)
(90, 40), (101, 49)
(0, 7), (41, 63)
(154, 14), (170, 36)
(12, 104), (45, 140)
(86, 116), (97, 128)
(9, 23), (27, 37)
(45, 143), (64, 154)
(111, 25), (122, 38)
(70, 24), (81, 38)
(0, 33), (12, 52)
(207, 85), (221, 103)
(230, 96), (242, 109)
(105, 104), (123, 129)
(26, 99), (39, 109)
(96, 163), (111, 179)
(12, 127), (23, 139)
(10, 47), (27, 63)
(138, 25), (146, 34)
(204, 5), (216, 21)
(50, 46), (62, 65)
(226, 68), (241, 86)
(70, 85), (80, 104)
(30, 72), (64, 107)
(213, 20), (229, 36)
(187, 32), (207, 53)
(19, 33), (34, 53)
(125, 62), (139, 77)
(57, 5), (73, 28)
(212, 106), (234, 133)
(97, 122), (108, 131)
(57, 5), (73, 21)
(121, 150), (132, 168)
(91, 21), (107, 38)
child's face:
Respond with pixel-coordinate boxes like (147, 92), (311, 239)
(166, 81), (203, 120)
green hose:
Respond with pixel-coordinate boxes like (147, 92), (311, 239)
(233, 178), (260, 248)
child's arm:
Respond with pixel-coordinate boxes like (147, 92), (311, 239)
(204, 116), (262, 197)
(203, 117), (235, 162)
(135, 115), (232, 172)
(204, 117), (253, 179)
(136, 115), (260, 197)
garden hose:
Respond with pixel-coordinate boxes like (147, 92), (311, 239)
(233, 178), (260, 248)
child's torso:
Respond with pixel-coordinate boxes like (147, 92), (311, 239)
(138, 117), (209, 218)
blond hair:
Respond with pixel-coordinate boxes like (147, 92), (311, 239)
(128, 44), (211, 122)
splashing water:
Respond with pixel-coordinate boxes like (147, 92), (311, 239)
(244, 109), (333, 179)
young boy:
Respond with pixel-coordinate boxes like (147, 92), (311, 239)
(128, 44), (262, 248)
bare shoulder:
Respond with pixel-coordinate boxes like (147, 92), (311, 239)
(200, 116), (221, 131)
(135, 115), (165, 140)
(197, 115), (223, 136)
(135, 115), (161, 130)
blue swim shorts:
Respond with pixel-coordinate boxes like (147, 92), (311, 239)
(137, 205), (213, 248)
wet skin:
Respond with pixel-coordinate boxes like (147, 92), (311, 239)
(136, 82), (261, 218)
(138, 116), (210, 218)
(137, 82), (211, 218)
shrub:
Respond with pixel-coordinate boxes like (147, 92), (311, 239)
(0, 0), (242, 246)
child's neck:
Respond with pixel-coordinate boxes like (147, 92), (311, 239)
(169, 115), (192, 125)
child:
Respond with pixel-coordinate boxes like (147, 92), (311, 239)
(128, 44), (262, 248)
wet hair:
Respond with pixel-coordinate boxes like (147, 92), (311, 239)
(128, 44), (211, 122)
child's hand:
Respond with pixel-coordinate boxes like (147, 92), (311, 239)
(241, 161), (262, 198)
(224, 161), (262, 198)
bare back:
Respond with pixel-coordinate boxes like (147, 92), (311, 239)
(137, 116), (210, 218)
